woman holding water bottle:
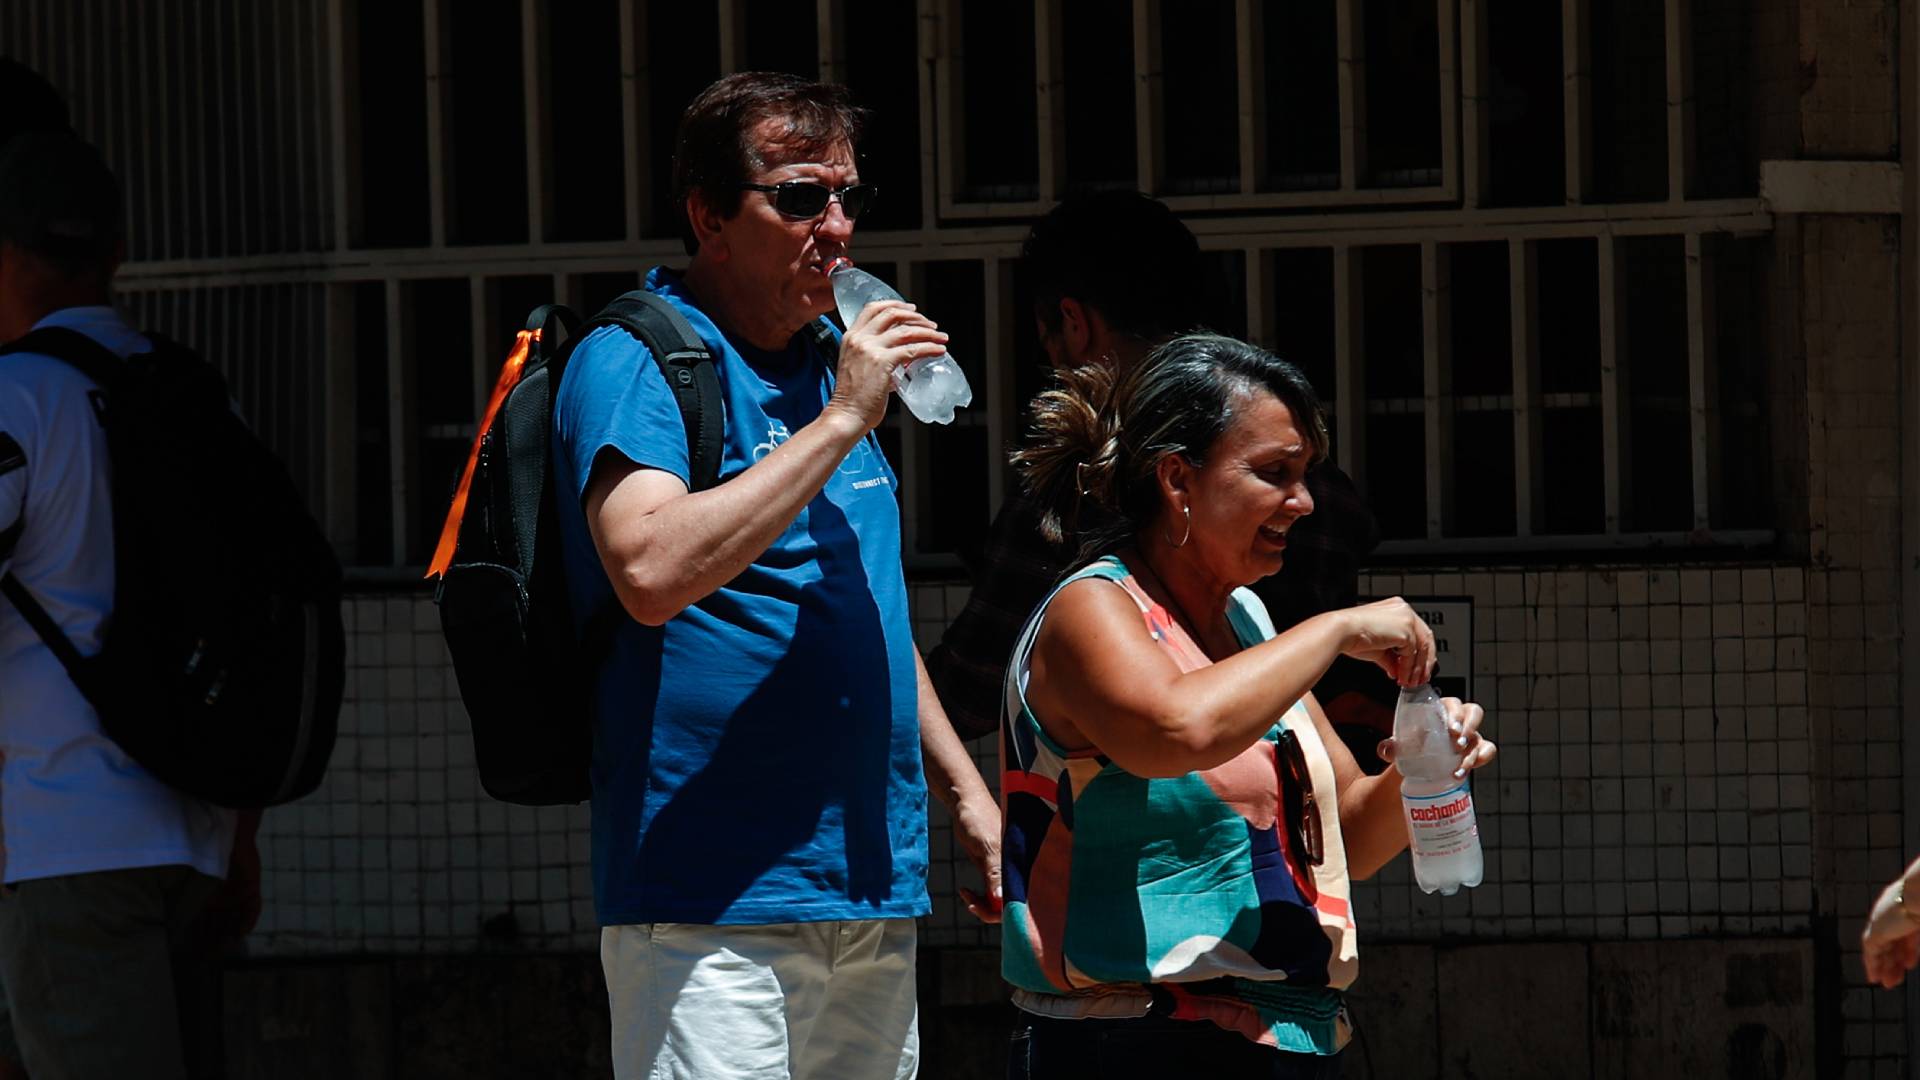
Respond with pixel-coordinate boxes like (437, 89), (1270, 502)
(999, 333), (1495, 1078)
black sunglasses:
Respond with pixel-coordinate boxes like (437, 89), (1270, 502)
(1276, 729), (1325, 874)
(739, 180), (879, 221)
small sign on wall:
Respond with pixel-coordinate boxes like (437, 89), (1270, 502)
(1405, 596), (1473, 703)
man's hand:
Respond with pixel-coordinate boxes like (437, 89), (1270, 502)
(952, 789), (1003, 924)
(191, 816), (263, 955)
(914, 649), (1002, 925)
(829, 300), (947, 432)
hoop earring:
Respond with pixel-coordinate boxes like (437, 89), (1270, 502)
(1165, 503), (1192, 548)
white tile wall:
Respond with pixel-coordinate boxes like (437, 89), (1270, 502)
(1343, 566), (1812, 944)
(254, 567), (1819, 956)
(254, 595), (597, 954)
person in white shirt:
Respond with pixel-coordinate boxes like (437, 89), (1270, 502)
(0, 131), (259, 1080)
(0, 58), (71, 1080)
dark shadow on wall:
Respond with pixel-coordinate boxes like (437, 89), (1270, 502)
(223, 938), (1818, 1079)
(224, 950), (1011, 1080)
(225, 954), (614, 1080)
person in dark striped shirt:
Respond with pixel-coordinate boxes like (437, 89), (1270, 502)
(928, 192), (1384, 745)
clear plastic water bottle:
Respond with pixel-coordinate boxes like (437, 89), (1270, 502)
(826, 257), (974, 424)
(1394, 684), (1484, 896)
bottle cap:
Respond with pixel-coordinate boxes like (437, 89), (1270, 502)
(824, 256), (854, 275)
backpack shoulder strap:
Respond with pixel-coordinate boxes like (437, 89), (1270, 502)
(0, 326), (123, 388)
(496, 303), (578, 579)
(0, 573), (85, 678)
(523, 304), (580, 369)
(589, 291), (725, 492)
(804, 316), (840, 367)
(0, 327), (118, 679)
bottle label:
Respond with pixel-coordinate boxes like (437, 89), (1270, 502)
(1402, 782), (1478, 857)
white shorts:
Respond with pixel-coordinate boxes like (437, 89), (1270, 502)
(601, 918), (919, 1080)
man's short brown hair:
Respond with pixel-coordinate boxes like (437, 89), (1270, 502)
(672, 72), (868, 256)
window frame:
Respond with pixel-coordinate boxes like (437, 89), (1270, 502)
(101, 0), (1776, 574)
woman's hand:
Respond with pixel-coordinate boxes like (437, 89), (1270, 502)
(1336, 598), (1436, 687)
(1377, 697), (1495, 779)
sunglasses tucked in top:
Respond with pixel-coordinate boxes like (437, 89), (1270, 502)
(1276, 728), (1326, 874)
(739, 180), (878, 221)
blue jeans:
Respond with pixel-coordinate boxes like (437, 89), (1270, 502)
(1007, 1010), (1344, 1080)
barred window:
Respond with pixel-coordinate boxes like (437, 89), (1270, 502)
(10, 0), (1777, 572)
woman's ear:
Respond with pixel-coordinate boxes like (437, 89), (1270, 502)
(1154, 450), (1195, 507)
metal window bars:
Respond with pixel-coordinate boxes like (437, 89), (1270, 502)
(1, 0), (1774, 569)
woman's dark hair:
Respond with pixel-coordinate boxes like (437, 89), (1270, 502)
(671, 72), (869, 255)
(1014, 333), (1329, 558)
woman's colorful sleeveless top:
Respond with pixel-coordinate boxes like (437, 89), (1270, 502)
(999, 556), (1359, 1054)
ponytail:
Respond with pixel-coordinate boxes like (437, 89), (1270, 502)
(1012, 362), (1121, 547)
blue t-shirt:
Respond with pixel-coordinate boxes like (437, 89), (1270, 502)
(552, 268), (929, 926)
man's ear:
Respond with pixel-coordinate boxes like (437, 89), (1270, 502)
(687, 189), (728, 260)
(1058, 297), (1091, 361)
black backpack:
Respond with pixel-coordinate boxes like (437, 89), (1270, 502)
(432, 289), (745, 805)
(0, 327), (344, 808)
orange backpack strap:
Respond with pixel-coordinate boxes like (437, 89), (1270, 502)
(426, 328), (538, 579)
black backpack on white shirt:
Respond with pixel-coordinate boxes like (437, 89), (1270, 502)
(0, 327), (343, 808)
